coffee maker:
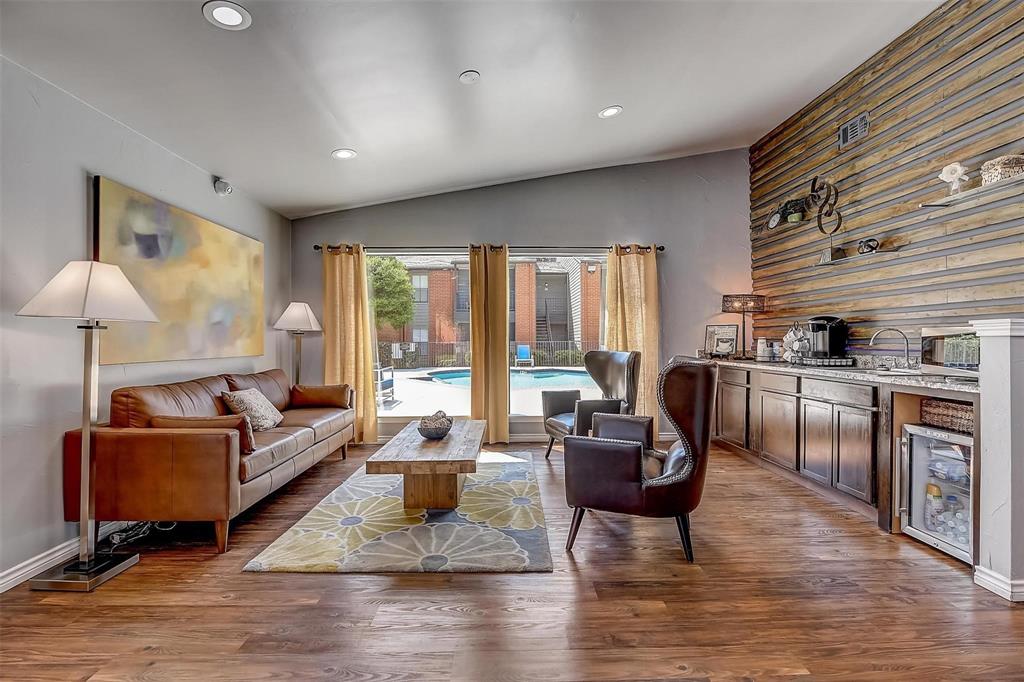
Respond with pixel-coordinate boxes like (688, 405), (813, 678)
(804, 315), (852, 366)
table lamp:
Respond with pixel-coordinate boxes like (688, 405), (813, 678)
(721, 294), (766, 359)
(17, 261), (157, 591)
(273, 302), (321, 384)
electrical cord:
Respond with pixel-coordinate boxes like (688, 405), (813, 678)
(99, 521), (177, 554)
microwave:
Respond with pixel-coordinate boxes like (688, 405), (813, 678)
(920, 326), (980, 377)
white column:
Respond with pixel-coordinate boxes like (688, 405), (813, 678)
(970, 318), (1024, 601)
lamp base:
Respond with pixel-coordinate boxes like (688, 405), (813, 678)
(29, 552), (139, 592)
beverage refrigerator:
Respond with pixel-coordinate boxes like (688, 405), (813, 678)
(900, 424), (974, 563)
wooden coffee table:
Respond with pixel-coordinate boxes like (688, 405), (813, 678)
(365, 419), (486, 510)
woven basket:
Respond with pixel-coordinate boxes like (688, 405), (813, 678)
(921, 399), (975, 435)
(417, 424), (451, 440)
(980, 155), (1024, 185)
(418, 411), (453, 440)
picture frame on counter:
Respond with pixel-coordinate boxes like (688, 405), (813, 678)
(705, 324), (739, 357)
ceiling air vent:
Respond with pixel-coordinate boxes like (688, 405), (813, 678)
(838, 112), (869, 150)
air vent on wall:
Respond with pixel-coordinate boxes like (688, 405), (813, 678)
(838, 112), (870, 149)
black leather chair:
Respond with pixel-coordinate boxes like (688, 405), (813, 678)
(541, 350), (641, 459)
(562, 356), (718, 562)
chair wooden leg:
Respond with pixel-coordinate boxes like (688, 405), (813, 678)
(544, 436), (555, 459)
(214, 520), (229, 554)
(566, 507), (587, 550)
(676, 514), (694, 563)
(341, 440), (349, 460)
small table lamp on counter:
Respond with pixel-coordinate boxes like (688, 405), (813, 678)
(721, 294), (766, 360)
(274, 302), (321, 384)
(17, 260), (158, 591)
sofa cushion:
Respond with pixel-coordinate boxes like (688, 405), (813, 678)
(222, 369), (291, 411)
(545, 412), (575, 436)
(150, 414), (256, 454)
(279, 407), (354, 442)
(222, 388), (284, 431)
(240, 427), (315, 482)
(274, 425), (315, 451)
(110, 375), (230, 428)
(290, 384), (351, 409)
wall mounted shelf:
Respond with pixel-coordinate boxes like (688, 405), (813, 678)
(815, 245), (901, 267)
(919, 173), (1024, 208)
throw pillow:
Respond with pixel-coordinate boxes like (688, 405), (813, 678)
(290, 384), (351, 409)
(222, 388), (284, 431)
(150, 415), (256, 454)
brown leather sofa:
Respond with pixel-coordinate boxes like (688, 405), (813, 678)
(63, 369), (354, 552)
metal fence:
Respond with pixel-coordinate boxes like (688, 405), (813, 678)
(376, 340), (602, 370)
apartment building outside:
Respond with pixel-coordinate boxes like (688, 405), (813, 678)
(374, 255), (605, 368)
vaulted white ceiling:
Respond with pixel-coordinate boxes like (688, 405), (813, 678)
(1, 0), (940, 218)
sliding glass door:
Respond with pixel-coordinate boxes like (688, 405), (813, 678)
(507, 251), (606, 416)
(366, 251), (472, 417)
(365, 248), (607, 420)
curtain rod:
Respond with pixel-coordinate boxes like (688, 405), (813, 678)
(313, 244), (665, 253)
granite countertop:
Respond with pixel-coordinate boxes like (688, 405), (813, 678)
(715, 359), (980, 394)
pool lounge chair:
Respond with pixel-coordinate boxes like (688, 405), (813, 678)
(374, 363), (394, 403)
(514, 344), (534, 367)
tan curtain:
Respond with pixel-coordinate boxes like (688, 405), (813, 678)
(469, 243), (510, 443)
(322, 243), (378, 444)
(606, 244), (661, 418)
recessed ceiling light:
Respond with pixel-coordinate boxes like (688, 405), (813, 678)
(459, 70), (481, 85)
(598, 105), (623, 119)
(203, 1), (252, 31)
(331, 148), (358, 160)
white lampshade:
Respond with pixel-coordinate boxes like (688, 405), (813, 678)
(273, 302), (321, 332)
(17, 261), (158, 322)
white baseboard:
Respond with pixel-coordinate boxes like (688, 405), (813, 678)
(0, 522), (127, 594)
(974, 565), (1024, 602)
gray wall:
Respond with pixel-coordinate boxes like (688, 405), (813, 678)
(292, 150), (752, 386)
(0, 59), (292, 574)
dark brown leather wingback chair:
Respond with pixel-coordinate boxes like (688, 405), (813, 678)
(541, 350), (641, 459)
(562, 356), (718, 562)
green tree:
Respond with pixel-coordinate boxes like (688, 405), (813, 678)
(367, 256), (414, 330)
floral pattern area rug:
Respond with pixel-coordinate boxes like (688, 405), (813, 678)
(244, 451), (553, 573)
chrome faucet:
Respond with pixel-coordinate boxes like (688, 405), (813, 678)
(869, 327), (911, 367)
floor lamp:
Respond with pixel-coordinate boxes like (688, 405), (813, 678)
(17, 261), (158, 591)
(273, 302), (321, 384)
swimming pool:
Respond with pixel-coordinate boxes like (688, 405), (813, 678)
(428, 368), (597, 390)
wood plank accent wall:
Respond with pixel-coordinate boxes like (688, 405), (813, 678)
(748, 0), (1024, 355)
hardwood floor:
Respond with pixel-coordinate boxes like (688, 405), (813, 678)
(2, 443), (1022, 680)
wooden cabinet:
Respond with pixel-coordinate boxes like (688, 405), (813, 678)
(717, 382), (748, 449)
(800, 398), (833, 485)
(760, 391), (798, 470)
(833, 404), (875, 503)
(797, 398), (875, 503)
(716, 365), (877, 507)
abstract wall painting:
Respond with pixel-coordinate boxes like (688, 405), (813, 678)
(94, 177), (264, 365)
